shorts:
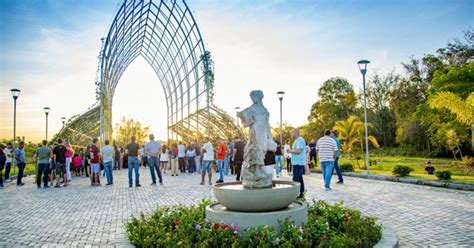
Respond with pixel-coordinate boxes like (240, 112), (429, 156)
(201, 160), (213, 173)
(56, 163), (65, 175)
(50, 160), (56, 170)
(91, 163), (100, 173)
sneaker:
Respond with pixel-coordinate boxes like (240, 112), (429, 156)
(37, 186), (41, 189)
(336, 181), (344, 184)
(54, 185), (61, 188)
(136, 184), (141, 187)
(159, 182), (163, 185)
(44, 185), (50, 189)
(325, 188), (332, 191)
(209, 182), (213, 185)
(151, 182), (156, 185)
(297, 194), (304, 199)
(17, 183), (25, 186)
(129, 185), (132, 188)
(200, 182), (204, 185)
(215, 180), (224, 183)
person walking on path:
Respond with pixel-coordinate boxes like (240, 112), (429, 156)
(170, 143), (179, 176)
(145, 134), (163, 185)
(186, 145), (196, 174)
(88, 138), (101, 186)
(53, 139), (67, 188)
(64, 139), (74, 185)
(330, 131), (344, 184)
(126, 136), (141, 187)
(101, 139), (115, 185)
(274, 140), (284, 177)
(33, 140), (52, 188)
(316, 130), (338, 190)
(4, 143), (13, 182)
(289, 128), (306, 199)
(160, 145), (169, 174)
(177, 141), (186, 173)
(215, 138), (226, 183)
(200, 137), (214, 185)
(284, 140), (292, 174)
(233, 136), (245, 181)
(0, 147), (6, 188)
(14, 141), (27, 186)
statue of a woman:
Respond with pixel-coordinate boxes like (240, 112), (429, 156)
(238, 90), (276, 188)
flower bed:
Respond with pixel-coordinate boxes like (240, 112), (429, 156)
(126, 199), (382, 247)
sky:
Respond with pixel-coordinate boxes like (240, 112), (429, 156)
(0, 0), (473, 143)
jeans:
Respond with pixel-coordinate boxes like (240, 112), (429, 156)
(275, 155), (284, 176)
(0, 164), (4, 187)
(332, 157), (343, 182)
(178, 157), (186, 173)
(4, 162), (11, 180)
(37, 163), (49, 187)
(321, 161), (335, 189)
(217, 159), (225, 181)
(114, 159), (120, 170)
(148, 156), (162, 184)
(292, 165), (305, 194)
(235, 161), (242, 181)
(17, 162), (25, 185)
(286, 158), (292, 173)
(128, 156), (140, 186)
(65, 157), (72, 181)
(195, 156), (201, 173)
(187, 157), (195, 173)
(104, 161), (113, 184)
(224, 155), (229, 176)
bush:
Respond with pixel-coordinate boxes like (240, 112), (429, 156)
(125, 199), (382, 247)
(435, 170), (452, 180)
(392, 165), (414, 177)
(340, 163), (354, 172)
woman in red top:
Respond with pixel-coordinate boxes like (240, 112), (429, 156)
(216, 138), (226, 183)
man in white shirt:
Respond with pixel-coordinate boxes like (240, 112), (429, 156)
(177, 141), (186, 173)
(100, 139), (115, 185)
(316, 130), (338, 191)
(200, 137), (214, 185)
(145, 134), (162, 185)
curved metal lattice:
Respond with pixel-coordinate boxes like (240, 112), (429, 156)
(53, 0), (245, 146)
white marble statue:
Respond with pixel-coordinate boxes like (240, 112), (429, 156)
(238, 90), (277, 188)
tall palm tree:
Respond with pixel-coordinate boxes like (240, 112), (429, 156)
(333, 115), (380, 158)
(429, 92), (474, 150)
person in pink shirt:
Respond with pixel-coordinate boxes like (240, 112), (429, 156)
(64, 139), (74, 185)
(72, 153), (82, 176)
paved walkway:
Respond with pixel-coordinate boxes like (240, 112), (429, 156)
(0, 169), (473, 247)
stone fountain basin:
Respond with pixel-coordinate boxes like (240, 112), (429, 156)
(213, 180), (300, 212)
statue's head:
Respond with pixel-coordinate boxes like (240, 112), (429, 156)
(250, 90), (264, 104)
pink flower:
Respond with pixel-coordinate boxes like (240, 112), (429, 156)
(233, 225), (238, 232)
(233, 230), (238, 236)
(195, 224), (202, 232)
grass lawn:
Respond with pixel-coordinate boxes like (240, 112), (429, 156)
(334, 155), (474, 184)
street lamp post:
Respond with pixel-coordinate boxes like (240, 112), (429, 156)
(43, 107), (50, 141)
(235, 107), (241, 127)
(277, 91), (285, 145)
(10, 88), (21, 176)
(358, 59), (371, 175)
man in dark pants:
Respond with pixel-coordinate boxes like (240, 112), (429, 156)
(289, 128), (306, 199)
(126, 136), (141, 187)
(145, 134), (163, 185)
(34, 140), (52, 188)
(53, 139), (68, 188)
(233, 136), (245, 181)
(14, 141), (26, 186)
(308, 139), (317, 166)
(4, 143), (13, 182)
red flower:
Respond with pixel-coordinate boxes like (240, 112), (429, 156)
(213, 223), (220, 230)
(174, 219), (180, 225)
(222, 224), (229, 230)
(344, 215), (351, 222)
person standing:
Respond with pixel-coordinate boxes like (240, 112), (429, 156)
(274, 140), (284, 177)
(289, 129), (306, 198)
(233, 136), (245, 181)
(160, 145), (169, 174)
(193, 141), (201, 174)
(308, 139), (317, 167)
(4, 143), (13, 182)
(316, 130), (338, 190)
(126, 136), (141, 187)
(186, 145), (196, 174)
(64, 139), (74, 185)
(200, 137), (214, 185)
(14, 141), (26, 186)
(0, 147), (6, 188)
(305, 142), (311, 175)
(215, 138), (226, 183)
(88, 138), (101, 186)
(227, 140), (235, 175)
(330, 131), (344, 184)
(114, 144), (120, 170)
(53, 139), (67, 188)
(145, 134), (163, 185)
(284, 140), (292, 174)
(101, 139), (115, 185)
(33, 140), (52, 188)
(177, 141), (186, 173)
(170, 143), (179, 176)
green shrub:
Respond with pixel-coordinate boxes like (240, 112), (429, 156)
(435, 170), (452, 180)
(392, 165), (414, 177)
(340, 163), (354, 172)
(125, 199), (383, 247)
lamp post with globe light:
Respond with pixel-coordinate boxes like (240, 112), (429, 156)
(358, 59), (371, 175)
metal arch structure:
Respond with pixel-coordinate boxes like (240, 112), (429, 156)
(53, 0), (245, 147)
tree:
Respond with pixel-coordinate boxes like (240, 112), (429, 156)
(307, 77), (358, 137)
(332, 115), (380, 158)
(114, 117), (150, 147)
(271, 122), (294, 144)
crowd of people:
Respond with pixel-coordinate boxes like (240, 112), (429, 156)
(0, 129), (344, 195)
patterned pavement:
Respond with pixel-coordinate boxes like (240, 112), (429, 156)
(0, 168), (473, 247)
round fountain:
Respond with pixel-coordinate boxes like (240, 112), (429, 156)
(205, 90), (307, 233)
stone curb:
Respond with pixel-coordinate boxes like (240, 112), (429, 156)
(375, 226), (399, 248)
(341, 172), (474, 191)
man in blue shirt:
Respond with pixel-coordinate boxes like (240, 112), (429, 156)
(145, 134), (163, 185)
(14, 141), (26, 186)
(289, 128), (306, 198)
(331, 131), (344, 183)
